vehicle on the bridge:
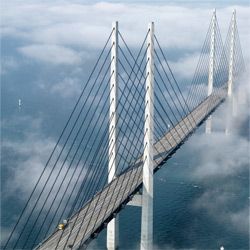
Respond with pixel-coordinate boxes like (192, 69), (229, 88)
(58, 223), (65, 230)
(58, 219), (68, 230)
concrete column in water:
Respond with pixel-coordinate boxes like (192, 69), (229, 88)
(226, 10), (236, 135)
(107, 21), (119, 250)
(206, 9), (216, 134)
(140, 22), (154, 250)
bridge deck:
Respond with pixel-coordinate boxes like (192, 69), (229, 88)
(37, 89), (226, 250)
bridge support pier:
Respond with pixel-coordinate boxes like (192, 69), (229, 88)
(206, 9), (216, 134)
(107, 218), (119, 250)
(226, 10), (236, 135)
(107, 21), (119, 250)
(140, 22), (154, 250)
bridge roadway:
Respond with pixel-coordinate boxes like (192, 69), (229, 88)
(36, 88), (226, 250)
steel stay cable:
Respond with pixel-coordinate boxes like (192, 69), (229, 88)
(118, 45), (182, 142)
(209, 22), (224, 89)
(117, 108), (178, 216)
(117, 72), (171, 161)
(62, 73), (150, 219)
(35, 17), (246, 248)
(186, 17), (215, 107)
(7, 17), (246, 248)
(153, 36), (196, 128)
(134, 78), (224, 201)
(61, 81), (147, 249)
(153, 43), (196, 129)
(42, 84), (117, 240)
(234, 28), (245, 77)
(118, 47), (182, 154)
(13, 37), (114, 250)
(234, 37), (242, 77)
(85, 80), (157, 247)
(235, 24), (246, 72)
(31, 70), (115, 248)
(118, 74), (174, 151)
(96, 57), (187, 241)
(118, 53), (181, 148)
(154, 37), (192, 107)
(80, 20), (242, 249)
(185, 19), (212, 107)
(116, 90), (177, 220)
(119, 26), (193, 129)
(118, 52), (177, 150)
(115, 112), (164, 169)
(65, 69), (146, 220)
(186, 19), (215, 109)
(212, 22), (231, 88)
(237, 35), (246, 72)
(72, 34), (149, 202)
(23, 55), (114, 249)
(3, 30), (113, 250)
(216, 24), (231, 86)
(70, 91), (145, 222)
(154, 49), (194, 130)
(39, 109), (111, 246)
(54, 102), (114, 231)
(118, 33), (192, 136)
(202, 18), (243, 127)
(188, 38), (211, 110)
(204, 36), (227, 115)
(116, 148), (139, 167)
(116, 133), (143, 163)
(43, 67), (176, 247)
(54, 75), (144, 249)
(204, 18), (226, 89)
(55, 33), (150, 249)
(235, 43), (245, 76)
(61, 43), (148, 227)
(206, 20), (241, 123)
(118, 45), (183, 146)
(186, 51), (209, 111)
(74, 25), (225, 250)
(214, 24), (230, 88)
(67, 55), (150, 250)
(121, 85), (173, 160)
(204, 30), (231, 119)
(75, 26), (226, 249)
(72, 44), (154, 248)
(214, 30), (229, 86)
(215, 18), (233, 88)
(118, 57), (176, 144)
(154, 66), (189, 137)
(154, 93), (181, 145)
(187, 34), (211, 110)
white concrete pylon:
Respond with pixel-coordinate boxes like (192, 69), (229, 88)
(226, 10), (236, 135)
(228, 9), (236, 97)
(107, 21), (119, 250)
(206, 9), (216, 134)
(140, 22), (154, 250)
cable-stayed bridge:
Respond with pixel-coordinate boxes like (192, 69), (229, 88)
(3, 10), (245, 250)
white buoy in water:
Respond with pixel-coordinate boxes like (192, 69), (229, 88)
(167, 124), (170, 129)
(220, 246), (225, 250)
(18, 99), (22, 107)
